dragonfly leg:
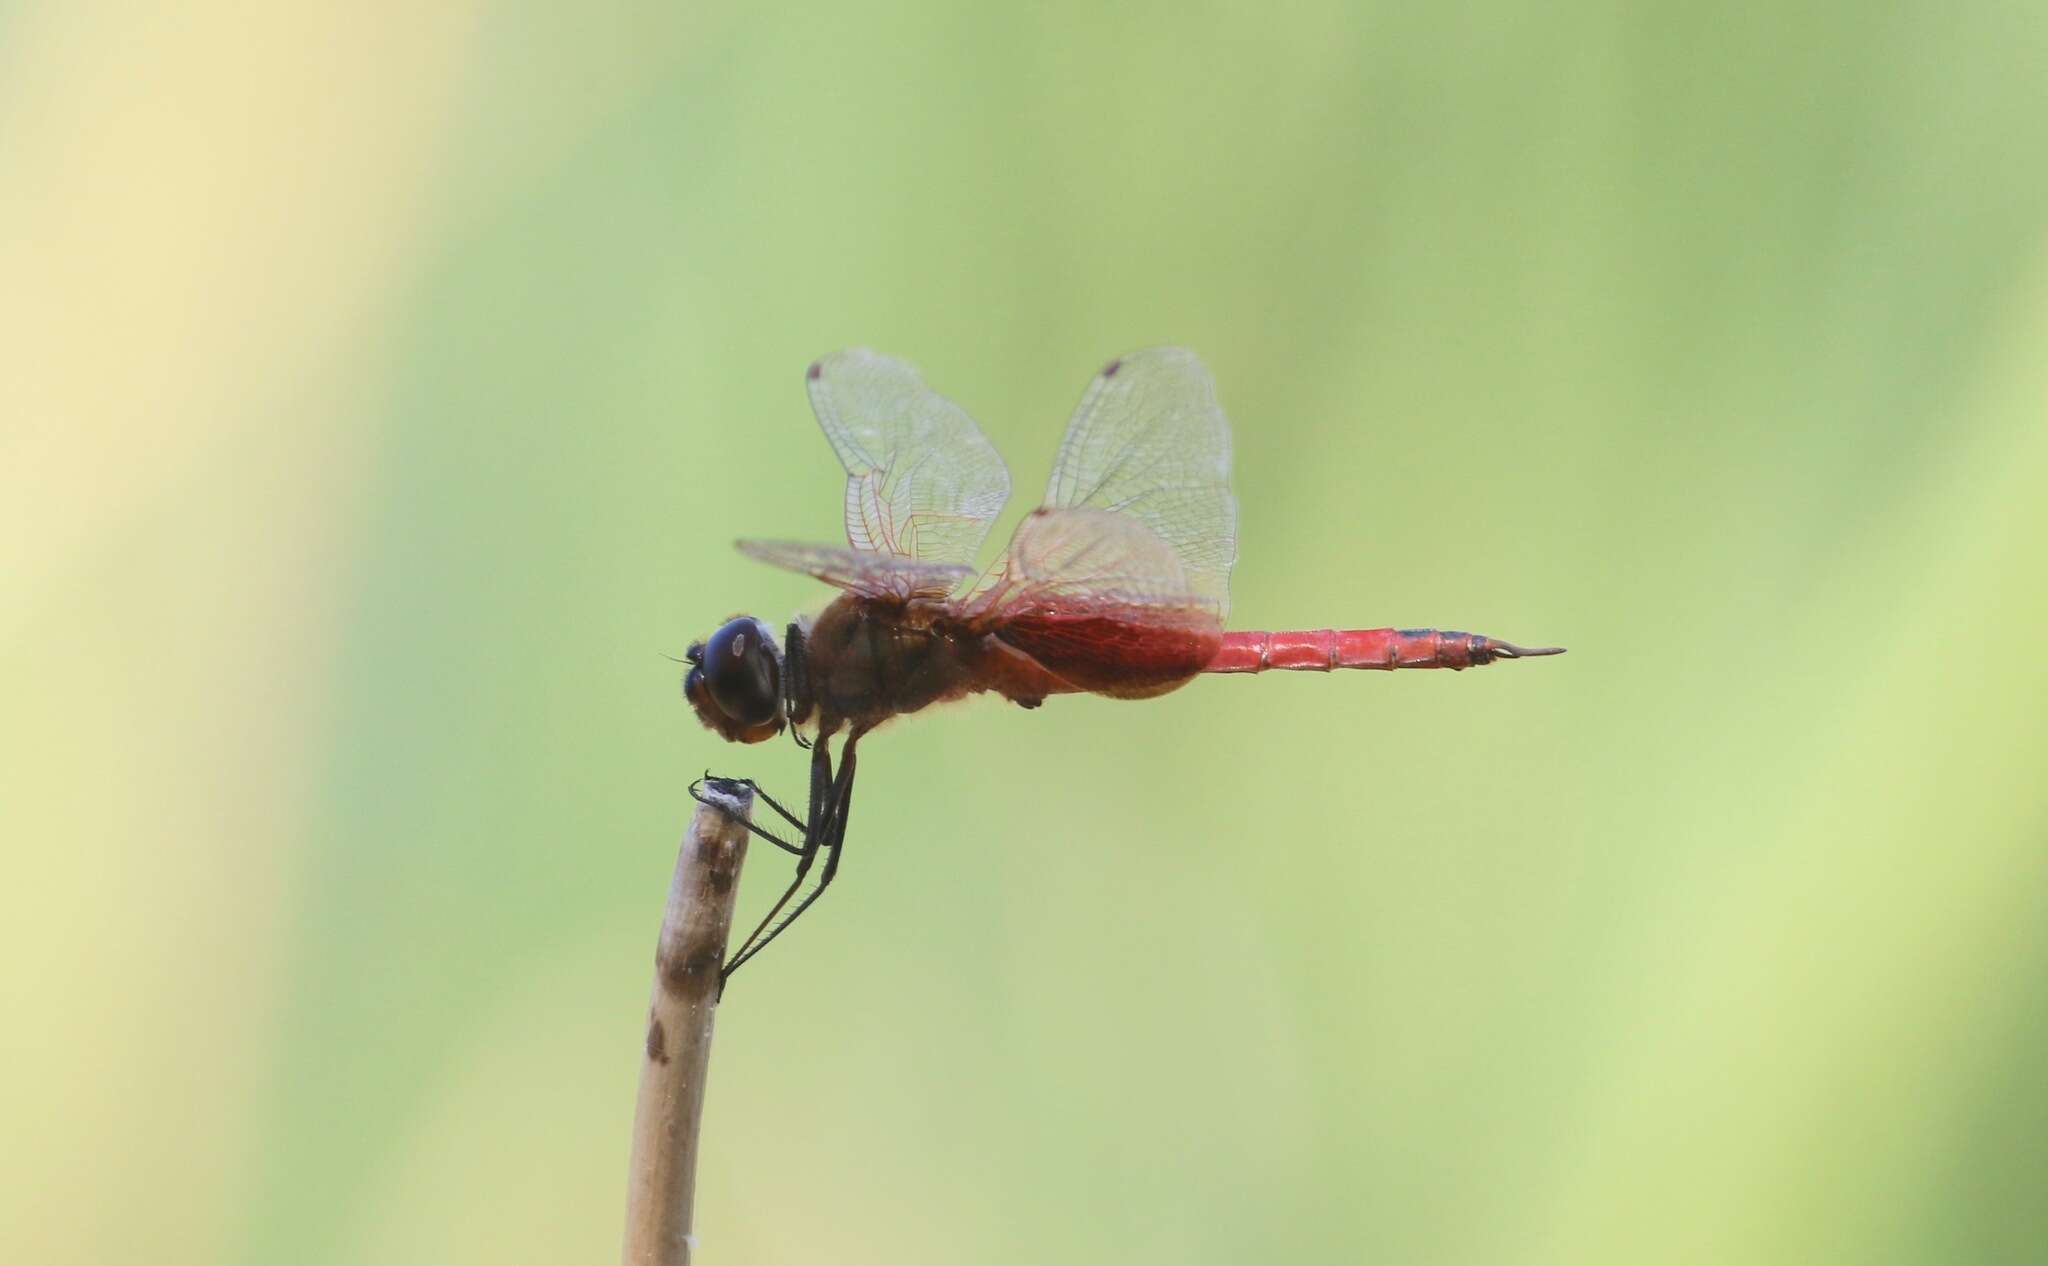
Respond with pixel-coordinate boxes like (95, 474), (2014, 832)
(699, 773), (808, 837)
(719, 738), (838, 979)
(720, 731), (863, 985)
(690, 774), (804, 857)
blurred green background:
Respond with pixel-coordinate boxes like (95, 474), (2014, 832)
(7, 3), (2047, 1263)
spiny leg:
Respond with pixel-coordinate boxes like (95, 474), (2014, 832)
(689, 775), (803, 857)
(720, 737), (839, 978)
(700, 774), (807, 837)
(719, 737), (860, 983)
(755, 751), (856, 949)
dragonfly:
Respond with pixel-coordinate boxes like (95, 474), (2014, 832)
(686, 348), (1563, 982)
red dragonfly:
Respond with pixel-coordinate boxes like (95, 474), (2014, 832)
(687, 348), (1562, 980)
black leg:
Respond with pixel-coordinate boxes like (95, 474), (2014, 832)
(689, 775), (804, 857)
(720, 737), (838, 976)
(719, 731), (863, 984)
(700, 773), (808, 837)
(733, 746), (857, 966)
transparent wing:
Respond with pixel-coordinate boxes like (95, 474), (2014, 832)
(806, 349), (1012, 567)
(1040, 347), (1237, 618)
(981, 507), (1218, 619)
(737, 539), (971, 602)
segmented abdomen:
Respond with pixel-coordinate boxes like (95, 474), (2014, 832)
(1205, 628), (1508, 673)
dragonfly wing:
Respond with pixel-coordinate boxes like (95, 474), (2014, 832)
(1042, 347), (1237, 618)
(991, 507), (1214, 614)
(737, 539), (972, 602)
(807, 350), (1012, 569)
(974, 508), (1224, 699)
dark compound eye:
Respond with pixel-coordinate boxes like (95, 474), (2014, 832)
(703, 616), (780, 727)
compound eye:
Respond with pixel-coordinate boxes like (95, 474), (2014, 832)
(703, 617), (780, 727)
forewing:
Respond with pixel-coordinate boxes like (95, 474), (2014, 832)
(737, 539), (972, 602)
(806, 350), (1012, 567)
(1042, 347), (1237, 617)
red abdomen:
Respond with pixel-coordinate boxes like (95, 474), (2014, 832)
(1204, 627), (1565, 673)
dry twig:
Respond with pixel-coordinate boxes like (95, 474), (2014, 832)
(622, 781), (754, 1266)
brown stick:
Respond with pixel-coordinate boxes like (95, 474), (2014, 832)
(622, 782), (754, 1266)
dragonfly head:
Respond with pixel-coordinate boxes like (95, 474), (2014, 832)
(684, 615), (785, 744)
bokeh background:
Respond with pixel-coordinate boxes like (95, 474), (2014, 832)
(7, 3), (2047, 1263)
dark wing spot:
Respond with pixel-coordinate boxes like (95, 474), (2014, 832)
(807, 360), (823, 381)
(1102, 358), (1122, 378)
(646, 1015), (669, 1064)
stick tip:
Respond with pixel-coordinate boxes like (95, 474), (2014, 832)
(690, 775), (757, 818)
